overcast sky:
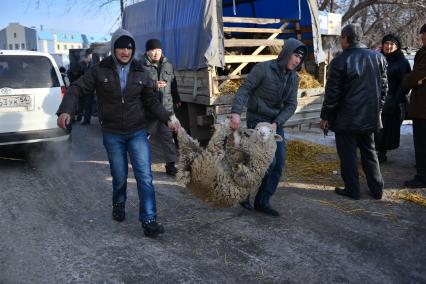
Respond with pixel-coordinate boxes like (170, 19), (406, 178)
(0, 0), (122, 36)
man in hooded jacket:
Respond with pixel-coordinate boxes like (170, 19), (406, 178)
(56, 28), (180, 238)
(230, 38), (307, 217)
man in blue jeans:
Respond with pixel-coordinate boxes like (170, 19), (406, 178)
(57, 28), (180, 238)
(230, 38), (306, 217)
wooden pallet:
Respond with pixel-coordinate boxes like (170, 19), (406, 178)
(175, 16), (322, 136)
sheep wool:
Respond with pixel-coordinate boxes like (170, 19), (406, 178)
(176, 121), (282, 207)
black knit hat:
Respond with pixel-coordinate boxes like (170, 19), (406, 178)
(420, 24), (426, 34)
(381, 34), (401, 49)
(293, 45), (306, 56)
(114, 36), (134, 50)
(145, 38), (162, 51)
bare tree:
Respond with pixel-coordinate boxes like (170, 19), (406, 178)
(94, 0), (126, 17)
(25, 0), (125, 34)
(317, 0), (426, 48)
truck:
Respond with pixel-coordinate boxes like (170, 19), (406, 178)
(51, 53), (70, 70)
(123, 0), (326, 141)
(68, 42), (110, 81)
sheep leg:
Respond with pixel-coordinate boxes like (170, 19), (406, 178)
(176, 127), (202, 154)
(207, 124), (229, 154)
(175, 127), (202, 185)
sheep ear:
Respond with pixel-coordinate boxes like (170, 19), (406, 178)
(169, 114), (179, 124)
(274, 134), (283, 142)
(243, 129), (255, 135)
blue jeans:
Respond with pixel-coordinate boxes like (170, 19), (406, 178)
(102, 129), (157, 223)
(247, 120), (286, 207)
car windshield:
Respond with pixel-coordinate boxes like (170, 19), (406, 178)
(0, 55), (60, 89)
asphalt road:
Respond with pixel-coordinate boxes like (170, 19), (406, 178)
(1, 121), (425, 283)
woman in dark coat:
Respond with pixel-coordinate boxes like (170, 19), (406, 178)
(375, 34), (411, 163)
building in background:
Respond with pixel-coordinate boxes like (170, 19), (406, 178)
(0, 22), (37, 51)
(0, 22), (109, 53)
(0, 22), (109, 68)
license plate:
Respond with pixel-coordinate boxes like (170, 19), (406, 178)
(0, 95), (32, 108)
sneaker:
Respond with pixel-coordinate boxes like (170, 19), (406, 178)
(404, 177), (426, 189)
(112, 203), (125, 222)
(334, 187), (360, 200)
(142, 220), (165, 238)
(165, 162), (177, 176)
(254, 204), (280, 217)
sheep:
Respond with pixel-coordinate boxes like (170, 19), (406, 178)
(230, 122), (283, 190)
(173, 115), (283, 207)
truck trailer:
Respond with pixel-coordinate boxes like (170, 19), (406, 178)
(123, 0), (326, 140)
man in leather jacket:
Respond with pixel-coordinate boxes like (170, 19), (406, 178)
(56, 29), (180, 238)
(320, 24), (388, 200)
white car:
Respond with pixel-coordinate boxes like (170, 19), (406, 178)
(0, 50), (70, 150)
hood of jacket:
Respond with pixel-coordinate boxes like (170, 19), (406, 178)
(277, 38), (307, 71)
(110, 28), (136, 66)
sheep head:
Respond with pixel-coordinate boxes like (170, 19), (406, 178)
(254, 122), (283, 142)
(169, 114), (178, 123)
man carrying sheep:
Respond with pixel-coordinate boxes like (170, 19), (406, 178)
(230, 38), (307, 217)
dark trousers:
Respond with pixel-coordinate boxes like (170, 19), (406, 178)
(413, 118), (426, 181)
(147, 120), (177, 164)
(81, 94), (95, 123)
(335, 133), (384, 198)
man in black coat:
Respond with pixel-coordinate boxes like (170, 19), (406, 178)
(320, 24), (388, 200)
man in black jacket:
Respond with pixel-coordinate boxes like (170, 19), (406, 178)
(320, 24), (388, 200)
(57, 28), (180, 238)
(142, 39), (181, 176)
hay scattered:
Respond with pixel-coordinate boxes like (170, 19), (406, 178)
(309, 198), (400, 222)
(286, 140), (340, 183)
(218, 79), (244, 96)
(216, 68), (321, 97)
(298, 69), (322, 89)
(391, 190), (426, 207)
